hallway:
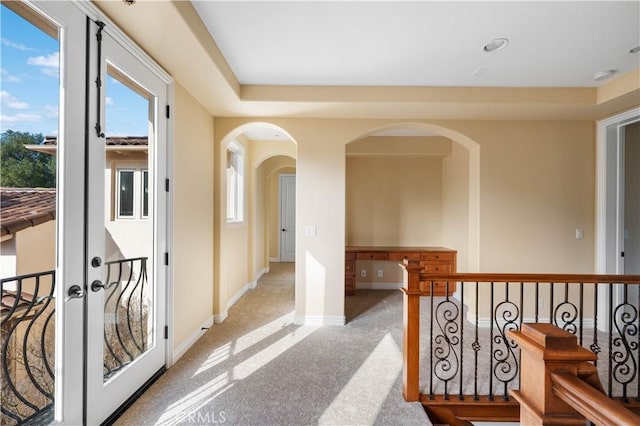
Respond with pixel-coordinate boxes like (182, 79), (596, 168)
(115, 263), (428, 425)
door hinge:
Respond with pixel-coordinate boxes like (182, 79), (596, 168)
(621, 251), (625, 258)
(165, 178), (170, 192)
(166, 105), (170, 119)
(164, 326), (168, 340)
(164, 252), (169, 266)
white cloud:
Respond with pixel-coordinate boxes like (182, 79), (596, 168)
(27, 52), (59, 77)
(105, 96), (115, 106)
(1, 38), (32, 51)
(42, 105), (59, 118)
(0, 113), (41, 123)
(1, 68), (21, 83)
(0, 91), (30, 109)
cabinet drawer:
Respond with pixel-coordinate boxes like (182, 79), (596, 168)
(345, 261), (355, 274)
(420, 252), (455, 262)
(356, 252), (389, 261)
(421, 262), (452, 274)
(346, 252), (356, 261)
(388, 252), (420, 261)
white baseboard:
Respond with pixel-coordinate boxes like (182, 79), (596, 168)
(213, 311), (228, 324)
(173, 315), (214, 364)
(254, 267), (269, 284)
(356, 281), (402, 290)
(293, 315), (346, 326)
(269, 257), (280, 263)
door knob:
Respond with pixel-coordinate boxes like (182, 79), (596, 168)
(64, 285), (85, 302)
(91, 280), (105, 292)
(282, 228), (286, 232)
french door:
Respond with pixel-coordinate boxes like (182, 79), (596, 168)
(20, 2), (170, 425)
(84, 22), (168, 426)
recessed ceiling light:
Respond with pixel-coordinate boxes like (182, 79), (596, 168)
(630, 46), (640, 54)
(483, 38), (509, 53)
(592, 70), (617, 82)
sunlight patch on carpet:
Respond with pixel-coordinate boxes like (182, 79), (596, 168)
(318, 333), (402, 425)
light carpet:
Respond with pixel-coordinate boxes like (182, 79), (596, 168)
(114, 263), (429, 426)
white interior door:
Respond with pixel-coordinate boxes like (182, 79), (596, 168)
(279, 174), (296, 262)
(85, 24), (168, 425)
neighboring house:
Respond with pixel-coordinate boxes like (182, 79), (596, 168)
(26, 136), (152, 263)
(0, 188), (56, 280)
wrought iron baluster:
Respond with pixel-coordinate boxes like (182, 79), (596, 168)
(591, 282), (601, 366)
(429, 280), (434, 400)
(459, 280), (464, 401)
(473, 281), (480, 400)
(579, 282), (584, 346)
(489, 281), (494, 401)
(608, 282), (614, 397)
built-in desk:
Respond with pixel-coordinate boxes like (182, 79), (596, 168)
(345, 246), (457, 296)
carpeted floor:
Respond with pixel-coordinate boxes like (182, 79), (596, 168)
(114, 263), (429, 426)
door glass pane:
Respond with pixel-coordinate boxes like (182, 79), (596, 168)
(0, 3), (59, 424)
(102, 65), (154, 382)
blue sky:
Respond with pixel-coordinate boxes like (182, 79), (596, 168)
(1, 4), (148, 139)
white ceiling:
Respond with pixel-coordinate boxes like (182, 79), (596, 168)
(192, 1), (640, 88)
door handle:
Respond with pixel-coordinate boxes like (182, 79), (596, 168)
(91, 279), (118, 292)
(64, 285), (85, 302)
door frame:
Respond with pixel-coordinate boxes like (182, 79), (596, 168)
(596, 106), (640, 274)
(595, 106), (640, 331)
(279, 173), (296, 262)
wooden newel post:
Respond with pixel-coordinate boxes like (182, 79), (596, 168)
(400, 259), (423, 402)
(508, 323), (599, 426)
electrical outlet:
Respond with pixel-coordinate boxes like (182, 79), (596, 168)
(377, 269), (383, 278)
(360, 269), (366, 277)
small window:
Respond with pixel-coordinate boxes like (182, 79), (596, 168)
(226, 141), (244, 223)
(142, 169), (149, 218)
(117, 170), (135, 218)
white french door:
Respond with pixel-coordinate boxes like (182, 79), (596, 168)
(22, 2), (170, 424)
(84, 22), (168, 426)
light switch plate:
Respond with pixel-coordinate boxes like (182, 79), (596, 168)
(304, 225), (316, 237)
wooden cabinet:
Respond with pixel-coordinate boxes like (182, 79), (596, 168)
(345, 246), (456, 296)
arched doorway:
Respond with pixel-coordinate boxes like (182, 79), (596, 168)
(215, 123), (297, 322)
(344, 123), (479, 306)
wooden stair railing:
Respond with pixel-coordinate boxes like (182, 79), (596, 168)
(551, 372), (640, 426)
(509, 323), (640, 426)
(400, 260), (640, 426)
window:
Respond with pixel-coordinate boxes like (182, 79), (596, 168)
(116, 167), (148, 220)
(117, 170), (135, 218)
(226, 141), (244, 223)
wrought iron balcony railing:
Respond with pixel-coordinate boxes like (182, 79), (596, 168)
(1, 257), (149, 426)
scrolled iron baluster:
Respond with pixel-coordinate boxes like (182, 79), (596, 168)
(553, 300), (579, 335)
(493, 298), (520, 399)
(433, 298), (460, 399)
(612, 301), (638, 402)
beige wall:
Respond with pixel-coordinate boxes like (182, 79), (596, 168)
(15, 221), (56, 276)
(346, 155), (443, 246)
(442, 141), (470, 272)
(172, 83), (215, 349)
